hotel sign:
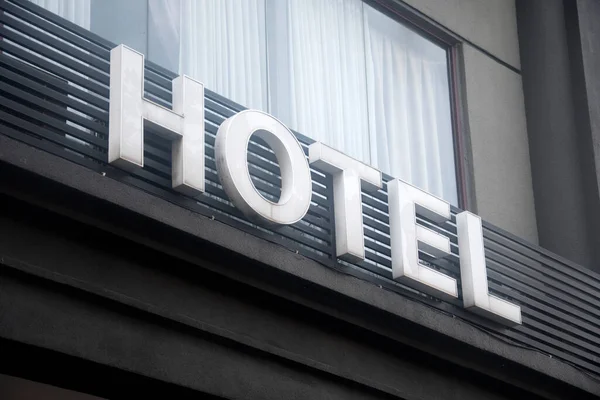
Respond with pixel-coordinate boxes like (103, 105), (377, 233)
(108, 45), (521, 326)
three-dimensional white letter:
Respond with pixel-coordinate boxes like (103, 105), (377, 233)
(215, 110), (312, 225)
(388, 179), (457, 299)
(308, 143), (382, 262)
(109, 44), (205, 196)
(457, 211), (522, 325)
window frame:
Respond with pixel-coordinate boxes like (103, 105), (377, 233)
(363, 0), (475, 211)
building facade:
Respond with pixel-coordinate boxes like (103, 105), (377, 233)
(0, 0), (599, 398)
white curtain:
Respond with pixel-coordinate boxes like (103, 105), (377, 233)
(267, 0), (371, 163)
(148, 0), (180, 72)
(29, 0), (90, 29)
(363, 5), (457, 204)
(28, 0), (458, 204)
(178, 0), (268, 111)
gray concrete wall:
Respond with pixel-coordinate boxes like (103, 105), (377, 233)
(402, 0), (520, 69)
(462, 44), (538, 243)
(568, 0), (600, 270)
(517, 0), (595, 267)
(402, 0), (539, 243)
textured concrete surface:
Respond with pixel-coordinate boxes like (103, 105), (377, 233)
(462, 44), (538, 243)
(402, 0), (520, 69)
(517, 0), (594, 267)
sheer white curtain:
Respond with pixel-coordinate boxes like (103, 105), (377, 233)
(148, 0), (180, 72)
(29, 0), (90, 29)
(267, 1), (456, 203)
(363, 6), (457, 204)
(267, 0), (371, 163)
(28, 0), (458, 204)
(178, 0), (268, 111)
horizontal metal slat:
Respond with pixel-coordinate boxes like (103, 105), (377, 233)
(204, 137), (280, 176)
(362, 204), (389, 226)
(485, 237), (600, 298)
(204, 112), (304, 164)
(2, 0), (110, 60)
(353, 258), (464, 309)
(205, 108), (312, 153)
(483, 221), (600, 286)
(144, 77), (173, 104)
(205, 129), (278, 167)
(518, 302), (600, 349)
(0, 24), (109, 89)
(6, 0), (116, 51)
(0, 81), (108, 140)
(134, 141), (331, 231)
(203, 146), (330, 202)
(362, 193), (389, 214)
(416, 249), (462, 276)
(204, 101), (314, 154)
(202, 170), (330, 243)
(363, 217), (390, 239)
(300, 213), (332, 231)
(0, 65), (108, 122)
(143, 145), (171, 163)
(143, 157), (171, 178)
(353, 259), (392, 278)
(0, 94), (106, 149)
(0, 10), (108, 74)
(485, 228), (600, 292)
(365, 186), (388, 204)
(0, 52), (108, 109)
(364, 239), (391, 257)
(202, 187), (332, 254)
(364, 249), (391, 268)
(363, 225), (391, 246)
(205, 89), (250, 115)
(485, 239), (600, 314)
(97, 158), (335, 265)
(144, 68), (174, 92)
(516, 309), (600, 360)
(294, 219), (332, 241)
(194, 195), (333, 263)
(202, 156), (331, 211)
(511, 321), (600, 370)
(0, 114), (104, 162)
(204, 164), (329, 218)
(486, 261), (600, 332)
(0, 38), (108, 99)
(519, 308), (600, 358)
(205, 97), (235, 119)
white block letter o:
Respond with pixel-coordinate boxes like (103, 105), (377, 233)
(215, 110), (312, 225)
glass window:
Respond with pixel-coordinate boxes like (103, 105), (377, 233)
(30, 0), (458, 205)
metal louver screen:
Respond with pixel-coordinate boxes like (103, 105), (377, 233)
(1, 0), (600, 379)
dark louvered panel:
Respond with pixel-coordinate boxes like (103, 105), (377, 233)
(2, 0), (600, 379)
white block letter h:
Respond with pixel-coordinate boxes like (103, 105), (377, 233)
(108, 45), (205, 196)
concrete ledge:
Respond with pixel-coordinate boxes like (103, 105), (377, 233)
(0, 134), (598, 397)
